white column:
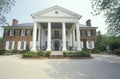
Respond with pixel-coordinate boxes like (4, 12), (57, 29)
(72, 26), (75, 47)
(38, 26), (41, 50)
(31, 21), (37, 52)
(62, 22), (67, 51)
(76, 22), (82, 51)
(46, 22), (51, 51)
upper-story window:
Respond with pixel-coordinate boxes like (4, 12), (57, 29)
(55, 30), (59, 37)
(21, 30), (26, 36)
(9, 29), (15, 36)
(87, 30), (92, 36)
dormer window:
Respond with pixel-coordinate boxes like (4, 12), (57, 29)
(55, 11), (58, 14)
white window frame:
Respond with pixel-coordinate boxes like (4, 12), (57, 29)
(5, 41), (15, 50)
(86, 41), (94, 49)
(87, 30), (91, 36)
(17, 41), (26, 50)
(9, 29), (15, 36)
(21, 30), (26, 36)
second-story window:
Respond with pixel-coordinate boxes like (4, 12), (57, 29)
(21, 30), (26, 36)
(55, 30), (59, 37)
(9, 29), (15, 36)
(87, 30), (92, 36)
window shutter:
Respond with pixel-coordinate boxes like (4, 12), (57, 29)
(31, 30), (33, 35)
(86, 30), (87, 36)
(86, 41), (89, 49)
(24, 41), (26, 50)
(12, 41), (15, 50)
(92, 41), (94, 48)
(14, 30), (15, 36)
(29, 41), (32, 49)
(8, 30), (10, 36)
(25, 30), (27, 35)
(91, 30), (92, 36)
(17, 41), (21, 50)
(19, 30), (21, 35)
(5, 41), (9, 50)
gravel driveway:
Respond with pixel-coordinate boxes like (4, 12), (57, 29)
(0, 54), (120, 79)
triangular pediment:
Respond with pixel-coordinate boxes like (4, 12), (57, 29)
(31, 5), (82, 19)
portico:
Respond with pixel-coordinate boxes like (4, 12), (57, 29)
(30, 5), (82, 52)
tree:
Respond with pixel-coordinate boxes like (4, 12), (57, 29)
(0, 0), (15, 25)
(91, 0), (120, 36)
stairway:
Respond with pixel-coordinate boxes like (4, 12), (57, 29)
(50, 51), (63, 59)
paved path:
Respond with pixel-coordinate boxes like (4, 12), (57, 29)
(0, 54), (120, 79)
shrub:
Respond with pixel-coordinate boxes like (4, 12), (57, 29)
(37, 51), (44, 57)
(23, 51), (35, 58)
(4, 50), (13, 55)
(11, 49), (21, 54)
(63, 50), (91, 57)
(0, 49), (6, 55)
(114, 48), (120, 56)
(44, 51), (51, 57)
(19, 50), (29, 54)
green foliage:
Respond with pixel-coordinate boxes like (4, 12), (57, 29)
(23, 51), (51, 58)
(0, 0), (15, 25)
(0, 49), (6, 55)
(63, 50), (91, 57)
(0, 38), (2, 48)
(114, 48), (120, 56)
(91, 0), (120, 36)
(23, 51), (35, 58)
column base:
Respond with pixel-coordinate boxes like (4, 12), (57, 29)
(31, 48), (37, 52)
(62, 48), (67, 51)
(77, 48), (82, 51)
(46, 48), (51, 51)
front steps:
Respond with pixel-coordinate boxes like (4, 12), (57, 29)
(50, 51), (63, 59)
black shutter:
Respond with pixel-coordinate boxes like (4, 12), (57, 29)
(86, 30), (87, 36)
(31, 30), (33, 35)
(25, 30), (27, 35)
(91, 30), (93, 36)
(8, 30), (10, 36)
(19, 30), (21, 35)
(14, 30), (15, 36)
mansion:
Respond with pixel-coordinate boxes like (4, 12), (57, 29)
(2, 5), (98, 51)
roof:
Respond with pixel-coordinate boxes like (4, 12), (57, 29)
(31, 5), (82, 19)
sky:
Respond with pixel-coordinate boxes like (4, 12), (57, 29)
(0, 0), (107, 37)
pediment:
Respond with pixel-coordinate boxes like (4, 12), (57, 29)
(31, 5), (82, 19)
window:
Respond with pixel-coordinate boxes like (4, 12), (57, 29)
(27, 30), (31, 35)
(87, 41), (94, 49)
(20, 41), (24, 49)
(17, 41), (26, 50)
(21, 30), (26, 36)
(8, 41), (12, 49)
(86, 30), (91, 36)
(9, 29), (15, 36)
(5, 41), (14, 50)
(55, 30), (59, 37)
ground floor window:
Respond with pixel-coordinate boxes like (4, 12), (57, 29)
(17, 41), (26, 50)
(5, 41), (14, 50)
(87, 41), (94, 49)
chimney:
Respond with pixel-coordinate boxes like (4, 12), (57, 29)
(86, 19), (91, 26)
(12, 19), (18, 26)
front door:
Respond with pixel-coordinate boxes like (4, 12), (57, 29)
(54, 41), (59, 50)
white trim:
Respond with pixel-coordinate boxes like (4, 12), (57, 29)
(5, 41), (9, 50)
(86, 41), (94, 49)
(17, 41), (26, 50)
(81, 41), (83, 48)
(12, 41), (15, 50)
(17, 41), (21, 50)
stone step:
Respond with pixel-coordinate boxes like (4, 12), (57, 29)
(50, 51), (63, 59)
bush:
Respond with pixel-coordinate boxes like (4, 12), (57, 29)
(0, 49), (6, 55)
(19, 50), (29, 54)
(44, 51), (51, 57)
(23, 51), (35, 58)
(4, 50), (13, 55)
(114, 48), (120, 56)
(11, 49), (21, 54)
(63, 50), (91, 57)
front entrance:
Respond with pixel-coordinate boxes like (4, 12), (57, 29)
(54, 41), (59, 50)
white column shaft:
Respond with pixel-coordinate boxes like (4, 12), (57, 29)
(31, 22), (37, 52)
(62, 22), (67, 51)
(47, 22), (51, 51)
(38, 26), (41, 49)
(76, 22), (82, 51)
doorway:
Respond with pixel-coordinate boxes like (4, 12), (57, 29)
(54, 41), (59, 51)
